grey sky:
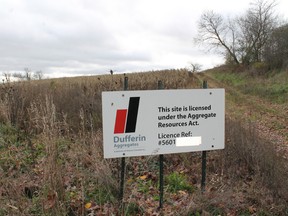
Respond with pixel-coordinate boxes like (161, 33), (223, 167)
(1, 0), (287, 78)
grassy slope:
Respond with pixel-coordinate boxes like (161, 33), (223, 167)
(200, 66), (288, 145)
(193, 67), (288, 214)
(1, 68), (288, 215)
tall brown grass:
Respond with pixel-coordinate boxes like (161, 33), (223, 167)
(0, 69), (287, 214)
(223, 117), (288, 201)
(0, 69), (193, 215)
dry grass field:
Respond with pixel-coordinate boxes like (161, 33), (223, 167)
(0, 68), (288, 215)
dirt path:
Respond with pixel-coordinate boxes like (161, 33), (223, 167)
(193, 72), (288, 160)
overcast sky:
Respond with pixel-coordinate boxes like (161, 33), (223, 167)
(1, 0), (287, 78)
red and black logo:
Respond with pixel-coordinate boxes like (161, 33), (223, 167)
(114, 97), (140, 134)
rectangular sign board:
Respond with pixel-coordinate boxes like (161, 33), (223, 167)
(102, 89), (225, 158)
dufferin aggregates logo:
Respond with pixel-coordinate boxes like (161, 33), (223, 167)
(114, 97), (140, 134)
(113, 97), (146, 150)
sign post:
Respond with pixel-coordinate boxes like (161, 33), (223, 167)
(102, 87), (225, 207)
(119, 76), (128, 204)
(158, 80), (164, 209)
(201, 80), (208, 193)
(102, 88), (225, 158)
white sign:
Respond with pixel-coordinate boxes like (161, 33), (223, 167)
(102, 89), (225, 158)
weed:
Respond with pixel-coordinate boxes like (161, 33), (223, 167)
(187, 211), (202, 216)
(165, 172), (194, 193)
(85, 183), (116, 205)
(137, 179), (155, 194)
(124, 202), (144, 215)
(224, 118), (288, 200)
(29, 196), (43, 215)
(206, 205), (225, 215)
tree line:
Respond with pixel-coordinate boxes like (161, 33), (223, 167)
(196, 0), (288, 71)
(2, 68), (44, 82)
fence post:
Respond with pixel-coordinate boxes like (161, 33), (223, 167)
(119, 76), (128, 203)
(201, 80), (208, 193)
(158, 80), (164, 209)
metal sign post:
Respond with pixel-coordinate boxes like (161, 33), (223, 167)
(101, 79), (225, 210)
(158, 80), (164, 209)
(119, 77), (128, 203)
(201, 80), (208, 193)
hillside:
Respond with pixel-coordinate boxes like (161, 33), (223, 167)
(197, 66), (288, 157)
(0, 68), (288, 215)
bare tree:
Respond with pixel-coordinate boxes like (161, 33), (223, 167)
(188, 62), (202, 72)
(2, 72), (11, 82)
(196, 0), (279, 66)
(238, 0), (278, 64)
(33, 70), (44, 80)
(196, 10), (240, 65)
(12, 72), (26, 80)
(12, 69), (45, 81)
(264, 23), (288, 68)
(24, 68), (32, 81)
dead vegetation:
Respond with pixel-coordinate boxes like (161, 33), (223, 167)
(0, 68), (287, 215)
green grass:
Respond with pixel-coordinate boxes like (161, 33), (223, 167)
(210, 69), (288, 104)
(0, 124), (38, 174)
(165, 171), (194, 193)
(124, 202), (144, 215)
(212, 71), (246, 87)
